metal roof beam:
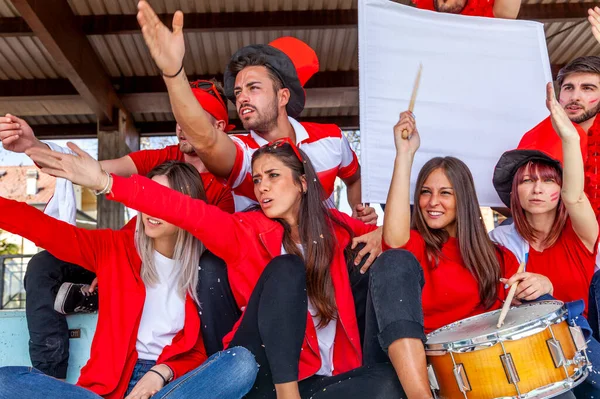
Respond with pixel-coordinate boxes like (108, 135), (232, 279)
(518, 3), (596, 22)
(9, 0), (125, 127)
(0, 9), (357, 37)
(31, 116), (359, 139)
(0, 71), (359, 97)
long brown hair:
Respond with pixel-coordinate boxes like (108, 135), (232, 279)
(135, 161), (206, 304)
(412, 157), (501, 309)
(510, 161), (567, 249)
(251, 142), (353, 326)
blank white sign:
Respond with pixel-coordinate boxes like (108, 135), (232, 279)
(358, 0), (552, 206)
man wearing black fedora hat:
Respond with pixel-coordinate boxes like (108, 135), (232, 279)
(135, 2), (382, 268)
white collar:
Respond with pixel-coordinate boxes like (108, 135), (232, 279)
(249, 116), (309, 146)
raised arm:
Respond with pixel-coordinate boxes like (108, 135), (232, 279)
(547, 82), (599, 251)
(136, 1), (237, 179)
(588, 7), (600, 44)
(383, 111), (420, 248)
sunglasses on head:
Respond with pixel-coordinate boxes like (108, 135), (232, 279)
(189, 80), (227, 108)
(267, 137), (304, 163)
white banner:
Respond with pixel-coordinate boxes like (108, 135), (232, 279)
(358, 0), (552, 206)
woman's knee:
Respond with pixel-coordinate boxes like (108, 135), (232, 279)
(198, 250), (227, 276)
(221, 347), (259, 388)
(24, 251), (61, 289)
(264, 254), (306, 282)
(0, 366), (33, 390)
(370, 249), (423, 286)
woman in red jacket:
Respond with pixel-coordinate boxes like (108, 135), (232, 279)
(382, 109), (555, 397)
(26, 137), (443, 398)
(0, 161), (257, 399)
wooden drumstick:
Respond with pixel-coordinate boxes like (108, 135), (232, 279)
(497, 261), (526, 328)
(402, 64), (423, 139)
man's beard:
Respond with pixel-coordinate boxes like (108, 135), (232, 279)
(241, 99), (279, 133)
(567, 101), (600, 124)
(434, 0), (467, 13)
(178, 141), (195, 155)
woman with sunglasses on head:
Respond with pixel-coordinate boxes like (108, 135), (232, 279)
(490, 84), (600, 396)
(0, 161), (258, 399)
(26, 134), (448, 399)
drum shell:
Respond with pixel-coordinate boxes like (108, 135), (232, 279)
(426, 320), (579, 399)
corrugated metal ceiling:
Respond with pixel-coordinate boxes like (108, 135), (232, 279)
(66, 0), (357, 15)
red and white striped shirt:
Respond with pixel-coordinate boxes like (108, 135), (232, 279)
(227, 117), (360, 211)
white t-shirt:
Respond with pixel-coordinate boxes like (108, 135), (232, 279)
(281, 244), (337, 376)
(136, 251), (186, 360)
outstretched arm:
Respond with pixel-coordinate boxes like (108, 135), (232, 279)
(0, 196), (108, 272)
(27, 142), (248, 265)
(547, 82), (599, 251)
(383, 111), (420, 248)
(136, 1), (237, 179)
(0, 114), (47, 154)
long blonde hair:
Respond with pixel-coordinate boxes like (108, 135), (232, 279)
(134, 161), (206, 304)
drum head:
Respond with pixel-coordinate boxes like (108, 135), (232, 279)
(426, 300), (565, 349)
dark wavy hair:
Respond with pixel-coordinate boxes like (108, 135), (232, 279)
(411, 157), (502, 309)
(251, 142), (353, 326)
(557, 56), (600, 88)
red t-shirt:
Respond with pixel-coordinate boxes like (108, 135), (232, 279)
(388, 230), (519, 333)
(127, 145), (235, 214)
(526, 220), (597, 314)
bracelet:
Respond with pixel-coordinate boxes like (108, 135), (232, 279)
(161, 62), (184, 78)
(147, 369), (168, 385)
(93, 170), (112, 196)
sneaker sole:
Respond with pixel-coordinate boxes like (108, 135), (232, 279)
(54, 282), (75, 315)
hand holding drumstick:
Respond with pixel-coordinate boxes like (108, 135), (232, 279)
(393, 111), (420, 155)
(497, 263), (554, 327)
(497, 262), (525, 327)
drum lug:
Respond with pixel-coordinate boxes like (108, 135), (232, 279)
(500, 353), (520, 384)
(427, 364), (440, 391)
(547, 338), (566, 368)
(569, 325), (588, 351)
(453, 363), (472, 393)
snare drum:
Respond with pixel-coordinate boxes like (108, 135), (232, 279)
(425, 301), (590, 399)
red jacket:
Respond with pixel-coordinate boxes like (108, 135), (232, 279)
(0, 197), (207, 399)
(109, 174), (378, 380)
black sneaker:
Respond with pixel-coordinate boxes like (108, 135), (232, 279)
(54, 283), (98, 315)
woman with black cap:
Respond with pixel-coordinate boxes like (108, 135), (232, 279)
(490, 83), (598, 312)
(490, 83), (600, 397)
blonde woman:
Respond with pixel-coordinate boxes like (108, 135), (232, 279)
(0, 161), (257, 399)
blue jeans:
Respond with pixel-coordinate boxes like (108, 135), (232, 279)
(126, 359), (156, 396)
(0, 346), (258, 399)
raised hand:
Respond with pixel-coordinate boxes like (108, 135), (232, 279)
(546, 82), (579, 141)
(393, 110), (420, 155)
(26, 142), (108, 192)
(0, 114), (46, 153)
(137, 1), (185, 76)
(589, 7), (600, 44)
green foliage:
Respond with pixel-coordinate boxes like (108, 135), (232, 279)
(0, 236), (19, 256)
